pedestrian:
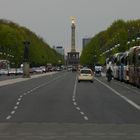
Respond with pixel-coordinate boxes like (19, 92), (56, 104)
(106, 67), (113, 82)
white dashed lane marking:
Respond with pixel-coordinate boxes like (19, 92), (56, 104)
(84, 116), (89, 120)
(11, 111), (15, 115)
(5, 73), (66, 120)
(18, 98), (22, 101)
(74, 102), (77, 106)
(72, 76), (89, 121)
(76, 107), (80, 111)
(6, 116), (11, 120)
(80, 112), (85, 115)
(14, 106), (18, 110)
(16, 102), (20, 105)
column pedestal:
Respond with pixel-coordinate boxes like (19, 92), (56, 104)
(23, 62), (30, 78)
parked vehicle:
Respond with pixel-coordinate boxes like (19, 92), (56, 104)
(113, 52), (124, 80)
(0, 69), (8, 75)
(31, 67), (43, 73)
(40, 66), (46, 73)
(46, 63), (52, 72)
(122, 51), (129, 83)
(16, 68), (23, 75)
(106, 46), (140, 88)
(0, 60), (10, 75)
(8, 68), (16, 75)
(128, 46), (140, 87)
(94, 65), (102, 77)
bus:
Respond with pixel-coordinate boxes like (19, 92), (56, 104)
(122, 51), (129, 83)
(0, 60), (10, 75)
(112, 52), (124, 80)
(128, 46), (140, 87)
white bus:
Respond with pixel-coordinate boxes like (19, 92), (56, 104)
(0, 60), (10, 75)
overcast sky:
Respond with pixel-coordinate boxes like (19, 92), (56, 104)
(0, 0), (140, 53)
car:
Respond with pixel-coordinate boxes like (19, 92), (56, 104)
(40, 66), (46, 73)
(32, 67), (43, 73)
(56, 67), (61, 71)
(0, 69), (8, 75)
(72, 67), (77, 72)
(16, 68), (23, 75)
(94, 65), (102, 77)
(78, 68), (94, 83)
(8, 68), (16, 75)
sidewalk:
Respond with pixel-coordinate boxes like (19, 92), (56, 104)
(0, 72), (56, 87)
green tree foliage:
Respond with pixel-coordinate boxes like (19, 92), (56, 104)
(80, 19), (140, 65)
(0, 19), (63, 67)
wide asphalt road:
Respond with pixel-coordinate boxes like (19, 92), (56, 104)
(0, 71), (140, 139)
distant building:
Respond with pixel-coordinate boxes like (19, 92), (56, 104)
(54, 46), (65, 56)
(82, 38), (91, 48)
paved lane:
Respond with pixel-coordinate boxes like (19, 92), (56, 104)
(0, 71), (140, 139)
(0, 71), (140, 123)
(76, 76), (140, 123)
(7, 72), (83, 122)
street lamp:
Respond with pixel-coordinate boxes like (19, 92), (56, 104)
(58, 60), (61, 66)
(117, 43), (120, 47)
(127, 41), (131, 50)
(136, 37), (140, 46)
(93, 55), (97, 65)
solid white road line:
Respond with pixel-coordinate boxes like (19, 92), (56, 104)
(95, 77), (140, 111)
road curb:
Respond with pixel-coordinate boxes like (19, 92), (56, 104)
(0, 72), (57, 87)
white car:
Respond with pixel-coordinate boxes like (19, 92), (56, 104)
(8, 68), (16, 75)
(78, 68), (94, 83)
(0, 69), (8, 75)
(16, 68), (23, 75)
(32, 67), (43, 73)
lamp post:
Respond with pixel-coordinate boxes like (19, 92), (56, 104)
(137, 37), (140, 45)
(58, 60), (61, 66)
(127, 41), (131, 50)
(23, 41), (30, 78)
(93, 55), (97, 66)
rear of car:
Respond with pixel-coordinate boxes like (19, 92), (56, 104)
(78, 68), (94, 83)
